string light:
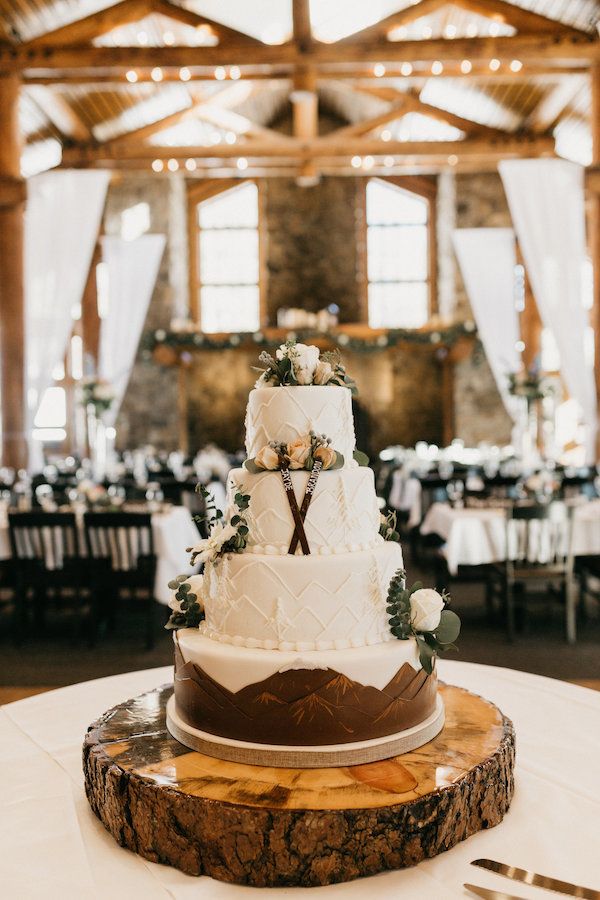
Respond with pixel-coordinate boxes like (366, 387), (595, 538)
(167, 158), (179, 171)
(400, 62), (413, 76)
(125, 70), (138, 83)
(489, 21), (501, 36)
(225, 131), (237, 144)
(447, 154), (458, 166)
(460, 59), (472, 74)
(381, 129), (392, 141)
(185, 158), (197, 172)
(151, 67), (163, 82)
(515, 340), (526, 353)
(163, 30), (175, 45)
(151, 159), (164, 172)
(489, 58), (501, 71)
(445, 24), (457, 38)
(384, 155), (395, 167)
(431, 60), (443, 75)
(374, 63), (386, 77)
(362, 155), (374, 170)
(230, 65), (241, 80)
(351, 155), (362, 168)
(214, 66), (227, 80)
(236, 157), (248, 170)
(179, 67), (191, 82)
(510, 59), (523, 72)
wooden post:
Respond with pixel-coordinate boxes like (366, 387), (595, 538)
(590, 65), (600, 457)
(0, 73), (27, 470)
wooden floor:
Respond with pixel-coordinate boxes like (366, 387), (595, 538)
(1, 680), (599, 706)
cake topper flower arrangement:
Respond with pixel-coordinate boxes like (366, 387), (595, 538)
(245, 432), (343, 474)
(254, 340), (357, 394)
(165, 487), (251, 630)
(386, 570), (461, 674)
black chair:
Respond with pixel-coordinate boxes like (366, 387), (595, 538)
(83, 512), (158, 648)
(488, 503), (576, 643)
(8, 511), (89, 641)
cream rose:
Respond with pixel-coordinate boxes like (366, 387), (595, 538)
(410, 588), (445, 632)
(313, 360), (334, 385)
(292, 343), (321, 384)
(313, 445), (337, 469)
(255, 445), (281, 470)
(287, 437), (311, 469)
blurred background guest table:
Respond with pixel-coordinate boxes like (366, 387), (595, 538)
(421, 499), (600, 575)
(1, 661), (599, 899)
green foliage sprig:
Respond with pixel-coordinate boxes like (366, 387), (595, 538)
(386, 571), (461, 675)
(187, 486), (251, 565)
(165, 574), (204, 630)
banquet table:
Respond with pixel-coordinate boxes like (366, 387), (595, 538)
(1, 661), (599, 900)
(421, 499), (600, 575)
(0, 505), (199, 604)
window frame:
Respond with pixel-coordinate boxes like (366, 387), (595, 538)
(187, 179), (266, 332)
(362, 176), (437, 328)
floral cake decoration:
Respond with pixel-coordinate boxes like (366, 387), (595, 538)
(386, 569), (461, 674)
(245, 432), (343, 474)
(254, 340), (357, 394)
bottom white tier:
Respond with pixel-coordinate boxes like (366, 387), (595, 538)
(176, 628), (422, 693)
(166, 694), (445, 768)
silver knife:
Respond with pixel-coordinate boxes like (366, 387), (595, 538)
(464, 884), (526, 900)
(472, 859), (600, 900)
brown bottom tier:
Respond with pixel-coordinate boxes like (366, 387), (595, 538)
(174, 639), (437, 746)
(83, 683), (515, 887)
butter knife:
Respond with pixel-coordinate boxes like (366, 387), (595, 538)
(464, 884), (526, 900)
(472, 859), (600, 900)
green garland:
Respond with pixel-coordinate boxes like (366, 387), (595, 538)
(145, 321), (476, 355)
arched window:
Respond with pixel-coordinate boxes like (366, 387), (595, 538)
(194, 182), (260, 333)
(366, 179), (431, 329)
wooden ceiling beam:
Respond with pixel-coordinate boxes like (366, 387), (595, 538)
(354, 84), (512, 140)
(322, 101), (410, 139)
(6, 33), (598, 69)
(150, 0), (264, 46)
(23, 0), (154, 48)
(61, 133), (554, 165)
(337, 0), (449, 44)
(450, 0), (589, 37)
(25, 84), (92, 142)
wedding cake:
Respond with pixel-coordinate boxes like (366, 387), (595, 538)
(166, 342), (459, 766)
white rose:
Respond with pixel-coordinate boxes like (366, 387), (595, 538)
(188, 520), (238, 564)
(291, 343), (320, 384)
(275, 344), (290, 361)
(410, 588), (445, 632)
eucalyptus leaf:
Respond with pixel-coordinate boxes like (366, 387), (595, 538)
(435, 610), (461, 644)
(243, 459), (262, 474)
(353, 449), (370, 466)
(416, 636), (435, 675)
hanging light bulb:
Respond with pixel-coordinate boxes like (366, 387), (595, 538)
(230, 65), (241, 80)
(167, 158), (179, 171)
(126, 69), (138, 83)
(179, 67), (191, 82)
(374, 63), (386, 77)
(510, 59), (523, 72)
(431, 60), (443, 75)
(152, 159), (164, 172)
(489, 58), (501, 71)
(151, 67), (163, 82)
(236, 157), (248, 170)
(185, 158), (197, 171)
(351, 156), (362, 168)
(400, 62), (413, 76)
(460, 59), (472, 74)
(214, 66), (227, 80)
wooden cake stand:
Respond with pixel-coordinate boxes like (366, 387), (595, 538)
(83, 683), (515, 888)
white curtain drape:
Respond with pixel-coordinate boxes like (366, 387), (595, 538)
(452, 228), (521, 420)
(499, 159), (597, 460)
(25, 170), (110, 469)
(99, 234), (166, 426)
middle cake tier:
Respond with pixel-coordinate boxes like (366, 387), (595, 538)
(227, 466), (381, 554)
(200, 541), (404, 650)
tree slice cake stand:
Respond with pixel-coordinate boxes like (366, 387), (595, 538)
(83, 683), (515, 888)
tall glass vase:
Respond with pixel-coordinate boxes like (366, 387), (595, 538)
(87, 404), (107, 483)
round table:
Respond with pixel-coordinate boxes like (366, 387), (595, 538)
(1, 661), (599, 900)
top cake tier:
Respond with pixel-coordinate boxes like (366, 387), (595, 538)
(245, 386), (356, 466)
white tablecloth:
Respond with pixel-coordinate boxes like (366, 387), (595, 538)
(1, 661), (599, 899)
(0, 506), (199, 605)
(421, 500), (600, 575)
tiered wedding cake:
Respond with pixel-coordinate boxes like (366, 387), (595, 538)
(166, 343), (454, 766)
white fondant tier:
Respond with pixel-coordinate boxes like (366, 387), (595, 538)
(244, 386), (356, 468)
(201, 541), (404, 650)
(227, 466), (380, 554)
(176, 628), (422, 693)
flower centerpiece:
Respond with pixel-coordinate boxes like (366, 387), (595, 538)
(507, 366), (553, 407)
(80, 377), (115, 416)
(386, 570), (461, 674)
(254, 340), (357, 394)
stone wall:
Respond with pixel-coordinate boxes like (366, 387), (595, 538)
(106, 169), (513, 453)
